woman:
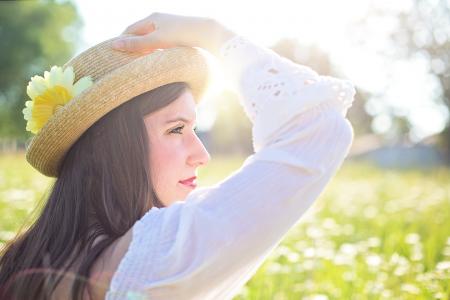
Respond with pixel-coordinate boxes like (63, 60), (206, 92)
(0, 12), (355, 300)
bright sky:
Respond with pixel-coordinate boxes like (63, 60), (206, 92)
(73, 0), (448, 142)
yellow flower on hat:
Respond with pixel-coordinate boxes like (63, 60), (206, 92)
(23, 65), (93, 134)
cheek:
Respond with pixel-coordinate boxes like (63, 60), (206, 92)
(149, 137), (185, 186)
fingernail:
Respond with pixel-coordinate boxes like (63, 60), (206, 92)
(112, 40), (125, 49)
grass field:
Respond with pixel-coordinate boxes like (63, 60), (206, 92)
(0, 152), (449, 299)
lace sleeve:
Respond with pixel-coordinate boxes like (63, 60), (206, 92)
(219, 35), (355, 152)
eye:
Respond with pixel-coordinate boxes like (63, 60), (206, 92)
(169, 125), (198, 135)
(170, 125), (185, 134)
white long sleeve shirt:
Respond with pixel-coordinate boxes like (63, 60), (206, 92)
(105, 34), (356, 300)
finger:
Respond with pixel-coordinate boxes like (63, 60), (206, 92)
(112, 34), (174, 53)
(122, 17), (156, 35)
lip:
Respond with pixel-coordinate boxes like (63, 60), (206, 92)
(179, 176), (197, 189)
(179, 181), (197, 189)
(180, 176), (196, 183)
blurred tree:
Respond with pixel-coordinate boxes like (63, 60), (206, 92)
(352, 0), (449, 161)
(0, 0), (81, 139)
(392, 0), (450, 162)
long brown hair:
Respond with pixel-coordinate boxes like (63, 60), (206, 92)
(0, 81), (191, 299)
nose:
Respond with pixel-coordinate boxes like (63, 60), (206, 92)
(188, 134), (211, 167)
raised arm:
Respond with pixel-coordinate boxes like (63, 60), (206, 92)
(111, 12), (237, 58)
(107, 17), (355, 300)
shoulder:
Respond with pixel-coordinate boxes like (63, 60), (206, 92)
(87, 230), (133, 299)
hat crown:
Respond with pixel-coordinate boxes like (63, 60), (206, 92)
(63, 36), (144, 83)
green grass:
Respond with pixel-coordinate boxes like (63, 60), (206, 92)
(1, 153), (449, 299)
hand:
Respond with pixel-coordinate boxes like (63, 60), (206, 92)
(112, 12), (236, 57)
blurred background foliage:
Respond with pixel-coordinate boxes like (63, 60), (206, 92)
(0, 0), (81, 138)
(0, 0), (449, 166)
(353, 0), (450, 161)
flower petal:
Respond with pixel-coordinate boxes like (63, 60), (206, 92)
(61, 66), (75, 92)
(26, 75), (47, 99)
(73, 76), (93, 96)
(27, 118), (41, 134)
(32, 104), (53, 131)
(22, 100), (34, 121)
(43, 70), (51, 82)
(48, 66), (64, 87)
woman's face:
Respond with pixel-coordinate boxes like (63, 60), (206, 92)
(143, 90), (210, 207)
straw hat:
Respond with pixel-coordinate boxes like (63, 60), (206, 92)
(25, 35), (215, 178)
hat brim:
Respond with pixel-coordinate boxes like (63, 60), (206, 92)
(26, 46), (213, 177)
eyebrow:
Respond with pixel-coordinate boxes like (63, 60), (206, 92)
(165, 116), (195, 124)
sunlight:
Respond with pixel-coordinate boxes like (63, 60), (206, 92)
(74, 0), (448, 141)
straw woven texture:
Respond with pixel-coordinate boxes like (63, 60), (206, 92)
(26, 36), (214, 177)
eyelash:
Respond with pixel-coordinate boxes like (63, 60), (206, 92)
(170, 125), (197, 134)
